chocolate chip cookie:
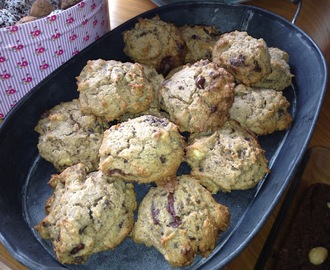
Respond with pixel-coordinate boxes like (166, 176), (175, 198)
(99, 115), (186, 184)
(35, 99), (108, 172)
(76, 59), (155, 122)
(159, 59), (235, 133)
(212, 30), (271, 85)
(123, 15), (187, 76)
(229, 84), (293, 135)
(186, 120), (269, 193)
(179, 24), (221, 63)
(252, 47), (293, 91)
(132, 174), (230, 267)
(34, 163), (137, 264)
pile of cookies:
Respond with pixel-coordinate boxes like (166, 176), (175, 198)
(0, 0), (81, 27)
(34, 15), (293, 267)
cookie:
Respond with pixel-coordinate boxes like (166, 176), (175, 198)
(159, 59), (235, 133)
(132, 174), (230, 267)
(35, 99), (108, 172)
(29, 0), (54, 18)
(179, 24), (221, 63)
(76, 59), (155, 122)
(252, 47), (293, 91)
(229, 84), (293, 135)
(34, 163), (137, 264)
(186, 120), (269, 193)
(212, 30), (271, 85)
(123, 15), (187, 76)
(99, 115), (186, 184)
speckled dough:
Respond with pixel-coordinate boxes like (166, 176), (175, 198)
(35, 99), (108, 172)
(252, 47), (294, 91)
(186, 120), (269, 193)
(229, 84), (293, 135)
(34, 163), (137, 264)
(99, 115), (186, 184)
(159, 59), (235, 133)
(123, 15), (187, 76)
(179, 24), (221, 63)
(212, 30), (271, 86)
(132, 174), (230, 267)
(76, 59), (155, 122)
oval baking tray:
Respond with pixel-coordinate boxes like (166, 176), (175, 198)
(0, 2), (327, 270)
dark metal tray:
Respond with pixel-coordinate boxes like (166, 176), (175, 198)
(0, 2), (327, 270)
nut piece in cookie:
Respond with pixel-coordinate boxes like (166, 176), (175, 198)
(159, 59), (235, 133)
(123, 15), (187, 76)
(179, 24), (222, 63)
(229, 84), (293, 135)
(212, 30), (271, 86)
(186, 120), (269, 193)
(252, 47), (294, 91)
(34, 163), (137, 264)
(35, 99), (108, 172)
(99, 115), (186, 184)
(76, 59), (155, 122)
(132, 174), (230, 267)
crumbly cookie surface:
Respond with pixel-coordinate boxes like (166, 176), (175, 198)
(159, 59), (235, 133)
(76, 59), (154, 122)
(34, 163), (137, 264)
(229, 84), (293, 135)
(132, 174), (230, 267)
(212, 30), (271, 85)
(99, 115), (186, 184)
(35, 99), (107, 172)
(123, 15), (187, 76)
(252, 47), (293, 91)
(179, 24), (221, 63)
(186, 120), (269, 193)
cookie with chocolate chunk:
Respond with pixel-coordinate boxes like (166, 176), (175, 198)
(186, 120), (269, 193)
(35, 99), (108, 172)
(159, 59), (235, 133)
(229, 84), (293, 135)
(252, 47), (293, 91)
(76, 59), (155, 122)
(34, 163), (137, 264)
(179, 24), (221, 63)
(123, 15), (187, 76)
(132, 174), (230, 267)
(99, 115), (186, 184)
(212, 30), (271, 86)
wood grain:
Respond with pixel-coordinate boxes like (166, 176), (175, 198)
(1, 0), (329, 269)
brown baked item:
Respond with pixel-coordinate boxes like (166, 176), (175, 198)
(229, 84), (292, 135)
(76, 59), (155, 122)
(123, 15), (187, 76)
(275, 183), (330, 269)
(99, 115), (186, 184)
(159, 59), (235, 133)
(132, 174), (230, 267)
(212, 30), (271, 86)
(35, 99), (108, 172)
(186, 120), (269, 193)
(34, 163), (137, 264)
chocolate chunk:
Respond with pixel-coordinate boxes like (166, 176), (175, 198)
(195, 75), (206, 89)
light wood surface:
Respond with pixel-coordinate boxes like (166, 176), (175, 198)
(1, 0), (329, 269)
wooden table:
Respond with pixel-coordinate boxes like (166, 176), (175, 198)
(1, 0), (329, 269)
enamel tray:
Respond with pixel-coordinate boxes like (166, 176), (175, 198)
(0, 2), (327, 270)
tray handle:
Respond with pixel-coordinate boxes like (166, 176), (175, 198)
(291, 0), (302, 24)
